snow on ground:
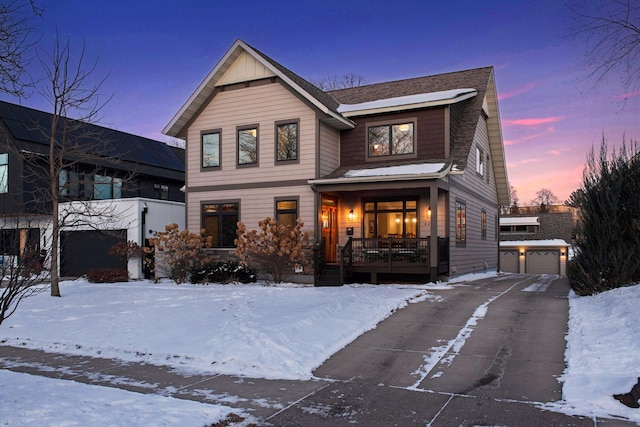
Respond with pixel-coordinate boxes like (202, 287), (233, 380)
(549, 283), (640, 423)
(0, 272), (639, 425)
(0, 279), (442, 380)
(0, 369), (245, 427)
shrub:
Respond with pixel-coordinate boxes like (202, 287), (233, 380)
(87, 268), (129, 283)
(235, 217), (312, 283)
(148, 224), (212, 284)
(190, 260), (256, 284)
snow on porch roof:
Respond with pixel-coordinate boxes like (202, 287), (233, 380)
(336, 88), (477, 115)
(500, 216), (539, 226)
(344, 163), (447, 178)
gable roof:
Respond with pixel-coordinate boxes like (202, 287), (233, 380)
(163, 39), (354, 138)
(0, 100), (185, 176)
(163, 39), (509, 205)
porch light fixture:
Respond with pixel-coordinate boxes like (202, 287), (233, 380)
(348, 209), (355, 221)
(427, 208), (431, 218)
(520, 250), (525, 257)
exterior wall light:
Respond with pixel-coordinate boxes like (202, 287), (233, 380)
(348, 209), (355, 221)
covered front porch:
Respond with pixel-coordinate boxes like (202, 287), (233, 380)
(311, 180), (451, 285)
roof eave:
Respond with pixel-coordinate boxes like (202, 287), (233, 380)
(309, 169), (450, 186)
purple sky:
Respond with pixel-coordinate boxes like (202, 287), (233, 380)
(3, 0), (639, 205)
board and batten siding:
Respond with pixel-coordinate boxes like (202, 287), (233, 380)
(448, 115), (499, 276)
(186, 81), (318, 188)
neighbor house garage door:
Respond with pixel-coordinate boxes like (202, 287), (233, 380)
(60, 230), (127, 277)
(525, 250), (559, 274)
(500, 250), (519, 273)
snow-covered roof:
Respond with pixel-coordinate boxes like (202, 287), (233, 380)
(500, 216), (539, 226)
(500, 239), (570, 248)
(309, 162), (450, 186)
(337, 88), (477, 115)
(344, 163), (446, 178)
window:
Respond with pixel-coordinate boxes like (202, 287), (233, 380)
(476, 147), (485, 176)
(275, 199), (298, 227)
(0, 153), (7, 193)
(368, 122), (414, 158)
(276, 121), (298, 162)
(456, 201), (466, 245)
(153, 184), (169, 200)
(481, 210), (487, 240)
(93, 174), (122, 200)
(363, 199), (418, 238)
(237, 126), (258, 166)
(202, 202), (239, 247)
(202, 131), (221, 168)
(59, 169), (120, 200)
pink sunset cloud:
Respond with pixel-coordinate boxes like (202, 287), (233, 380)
(613, 89), (640, 100)
(498, 82), (537, 100)
(504, 116), (565, 126)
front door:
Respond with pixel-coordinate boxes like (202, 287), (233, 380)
(321, 198), (338, 263)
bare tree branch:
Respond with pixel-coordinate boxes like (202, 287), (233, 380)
(569, 0), (640, 95)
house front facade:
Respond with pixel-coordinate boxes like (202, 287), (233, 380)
(164, 39), (510, 284)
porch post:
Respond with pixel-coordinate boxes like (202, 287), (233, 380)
(429, 185), (438, 281)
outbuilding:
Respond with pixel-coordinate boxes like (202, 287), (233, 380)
(499, 239), (570, 276)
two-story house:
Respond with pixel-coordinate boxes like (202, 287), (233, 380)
(0, 100), (186, 279)
(163, 39), (510, 284)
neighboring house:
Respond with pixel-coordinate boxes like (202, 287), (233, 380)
(163, 39), (510, 284)
(499, 207), (576, 276)
(0, 100), (186, 279)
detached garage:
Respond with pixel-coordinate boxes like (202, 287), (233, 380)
(499, 239), (570, 276)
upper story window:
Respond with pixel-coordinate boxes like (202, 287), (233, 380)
(476, 147), (485, 176)
(276, 121), (298, 162)
(0, 153), (8, 193)
(202, 130), (221, 169)
(367, 121), (414, 158)
(59, 169), (121, 200)
(237, 125), (258, 166)
(153, 184), (169, 200)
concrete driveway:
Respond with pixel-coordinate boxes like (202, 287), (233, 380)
(1, 274), (636, 426)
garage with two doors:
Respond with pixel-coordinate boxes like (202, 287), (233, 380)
(499, 239), (570, 276)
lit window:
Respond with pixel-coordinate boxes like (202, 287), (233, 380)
(0, 153), (8, 193)
(202, 131), (221, 168)
(202, 202), (239, 247)
(238, 126), (258, 165)
(276, 122), (298, 162)
(456, 201), (466, 245)
(276, 199), (298, 227)
(368, 122), (414, 157)
(481, 210), (487, 240)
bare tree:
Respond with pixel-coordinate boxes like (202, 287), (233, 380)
(532, 188), (559, 212)
(19, 34), (126, 297)
(312, 73), (367, 91)
(0, 0), (41, 96)
(569, 0), (640, 94)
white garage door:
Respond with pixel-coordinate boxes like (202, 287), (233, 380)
(500, 250), (519, 273)
(526, 250), (559, 274)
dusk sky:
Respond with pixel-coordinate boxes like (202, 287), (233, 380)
(3, 0), (639, 205)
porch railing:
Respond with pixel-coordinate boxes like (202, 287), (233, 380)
(338, 237), (353, 284)
(314, 237), (326, 283)
(350, 237), (430, 271)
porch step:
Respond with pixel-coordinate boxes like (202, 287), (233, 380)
(316, 264), (342, 287)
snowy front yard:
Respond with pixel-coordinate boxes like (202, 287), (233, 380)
(0, 276), (639, 425)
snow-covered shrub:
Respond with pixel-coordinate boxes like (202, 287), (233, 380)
(190, 260), (256, 284)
